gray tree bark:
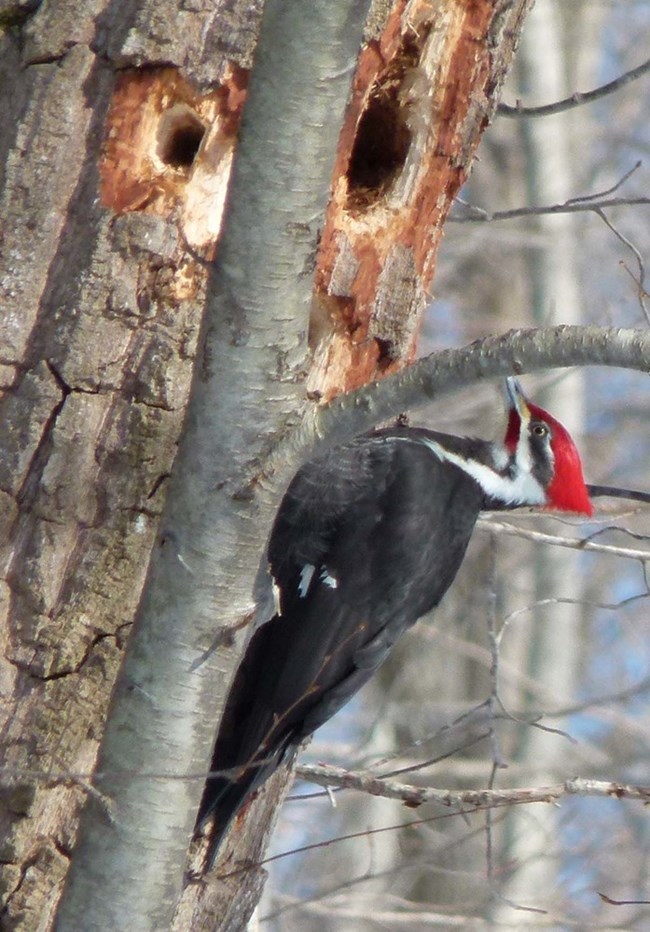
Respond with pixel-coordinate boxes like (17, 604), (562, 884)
(1, 4), (263, 928)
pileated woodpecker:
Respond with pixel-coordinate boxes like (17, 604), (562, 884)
(197, 378), (592, 864)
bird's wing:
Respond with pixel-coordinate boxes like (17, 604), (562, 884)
(212, 432), (485, 778)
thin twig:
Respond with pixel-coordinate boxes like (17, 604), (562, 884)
(498, 57), (650, 118)
(478, 519), (650, 562)
(224, 775), (650, 878)
(593, 207), (650, 322)
(260, 818), (502, 925)
(449, 196), (650, 224)
(548, 672), (650, 718)
(566, 162), (642, 204)
(588, 485), (650, 505)
(451, 163), (646, 224)
(499, 592), (650, 631)
(485, 535), (500, 891)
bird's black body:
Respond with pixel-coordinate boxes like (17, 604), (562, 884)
(196, 383), (592, 866)
(198, 427), (503, 856)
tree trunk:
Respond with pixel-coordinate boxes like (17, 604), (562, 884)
(494, 0), (605, 914)
(1, 5), (262, 928)
(0, 1), (534, 929)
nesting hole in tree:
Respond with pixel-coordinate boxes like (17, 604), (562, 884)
(157, 105), (206, 169)
(345, 35), (424, 211)
(345, 59), (415, 211)
(374, 337), (397, 369)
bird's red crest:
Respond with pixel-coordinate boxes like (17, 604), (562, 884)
(527, 401), (593, 516)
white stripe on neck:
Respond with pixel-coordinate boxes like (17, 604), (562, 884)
(419, 437), (546, 507)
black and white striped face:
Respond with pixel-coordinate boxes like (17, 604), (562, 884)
(520, 414), (555, 490)
(406, 380), (572, 509)
(417, 430), (548, 508)
(498, 378), (555, 504)
(502, 378), (592, 515)
(333, 390), (554, 510)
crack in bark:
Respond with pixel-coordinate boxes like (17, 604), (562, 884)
(23, 47), (76, 67)
(6, 625), (130, 682)
(0, 850), (40, 923)
(14, 382), (67, 512)
(50, 835), (72, 862)
(46, 359), (102, 397)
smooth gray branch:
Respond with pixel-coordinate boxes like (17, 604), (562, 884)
(259, 326), (650, 518)
(55, 2), (373, 930)
(301, 326), (650, 458)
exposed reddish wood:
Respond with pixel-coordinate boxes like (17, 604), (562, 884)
(311, 0), (516, 400)
(100, 64), (248, 255)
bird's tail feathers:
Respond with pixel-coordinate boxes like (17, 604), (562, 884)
(197, 776), (256, 869)
(197, 760), (273, 870)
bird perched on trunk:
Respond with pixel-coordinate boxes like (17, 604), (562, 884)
(197, 378), (592, 865)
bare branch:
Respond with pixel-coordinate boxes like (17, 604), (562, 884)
(296, 762), (650, 809)
(500, 593), (650, 632)
(498, 57), (650, 117)
(593, 207), (650, 323)
(449, 196), (650, 223)
(450, 164), (648, 228)
(297, 326), (650, 465)
(261, 819), (500, 925)
(548, 673), (650, 719)
(588, 485), (650, 505)
(565, 162), (642, 203)
(478, 518), (650, 562)
(599, 893), (650, 907)
(484, 535), (501, 891)
(278, 900), (529, 926)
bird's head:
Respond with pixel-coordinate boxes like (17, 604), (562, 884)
(503, 377), (593, 516)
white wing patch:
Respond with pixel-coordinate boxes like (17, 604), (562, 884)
(320, 566), (338, 589)
(271, 575), (282, 614)
(298, 563), (339, 597)
(298, 563), (315, 597)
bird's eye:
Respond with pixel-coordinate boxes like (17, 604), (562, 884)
(532, 423), (548, 437)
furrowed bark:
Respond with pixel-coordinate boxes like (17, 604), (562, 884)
(0, 2), (260, 929)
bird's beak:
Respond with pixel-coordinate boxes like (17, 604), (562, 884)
(503, 377), (531, 450)
(504, 377), (531, 422)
